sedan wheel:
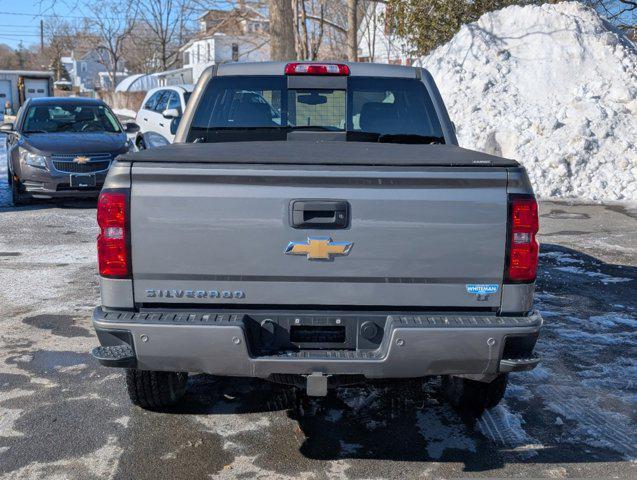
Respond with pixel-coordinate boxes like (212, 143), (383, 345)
(11, 179), (28, 206)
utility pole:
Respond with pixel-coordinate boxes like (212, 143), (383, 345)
(347, 0), (358, 61)
(40, 19), (44, 53)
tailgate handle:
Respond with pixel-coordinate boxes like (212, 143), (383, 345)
(290, 200), (349, 229)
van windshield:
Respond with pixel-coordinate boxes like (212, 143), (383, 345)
(23, 104), (122, 134)
(187, 76), (445, 144)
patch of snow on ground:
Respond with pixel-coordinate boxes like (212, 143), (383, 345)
(416, 408), (476, 460)
(0, 135), (10, 208)
(476, 402), (534, 448)
(422, 2), (637, 202)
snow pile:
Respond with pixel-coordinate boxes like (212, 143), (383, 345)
(0, 135), (10, 208)
(422, 2), (637, 201)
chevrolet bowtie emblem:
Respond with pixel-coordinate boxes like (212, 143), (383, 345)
(73, 156), (90, 164)
(285, 237), (353, 260)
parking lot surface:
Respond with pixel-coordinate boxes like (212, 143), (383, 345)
(0, 149), (636, 478)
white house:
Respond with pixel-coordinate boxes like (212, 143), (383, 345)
(61, 51), (127, 91)
(158, 6), (269, 87)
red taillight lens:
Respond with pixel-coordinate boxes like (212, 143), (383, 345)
(507, 196), (539, 282)
(285, 62), (350, 76)
(97, 191), (129, 278)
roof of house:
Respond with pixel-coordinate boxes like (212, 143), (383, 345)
(0, 70), (53, 77)
(199, 6), (267, 21)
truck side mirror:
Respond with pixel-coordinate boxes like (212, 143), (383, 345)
(0, 123), (14, 133)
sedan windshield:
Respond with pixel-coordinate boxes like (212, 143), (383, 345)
(187, 76), (445, 144)
(23, 104), (122, 134)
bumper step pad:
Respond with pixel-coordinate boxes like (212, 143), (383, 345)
(499, 356), (541, 372)
(91, 345), (136, 368)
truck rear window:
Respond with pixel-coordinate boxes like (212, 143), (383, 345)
(187, 76), (445, 144)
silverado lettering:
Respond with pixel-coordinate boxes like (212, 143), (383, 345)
(145, 289), (246, 299)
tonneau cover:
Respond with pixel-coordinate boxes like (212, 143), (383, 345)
(119, 141), (519, 167)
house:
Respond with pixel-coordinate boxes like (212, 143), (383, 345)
(61, 50), (126, 92)
(161, 5), (269, 87)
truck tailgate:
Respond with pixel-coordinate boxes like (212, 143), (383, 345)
(130, 163), (508, 308)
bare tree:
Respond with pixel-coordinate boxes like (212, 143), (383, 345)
(270, 0), (296, 60)
(139, 0), (188, 71)
(43, 17), (76, 81)
(347, 0), (358, 60)
(122, 25), (161, 73)
(85, 0), (138, 89)
(585, 0), (637, 31)
(294, 0), (328, 60)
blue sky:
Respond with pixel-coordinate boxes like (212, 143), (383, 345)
(0, 0), (77, 48)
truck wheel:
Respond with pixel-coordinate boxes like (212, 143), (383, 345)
(125, 369), (188, 409)
(441, 374), (508, 415)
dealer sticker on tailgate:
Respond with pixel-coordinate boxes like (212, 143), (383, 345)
(466, 284), (499, 295)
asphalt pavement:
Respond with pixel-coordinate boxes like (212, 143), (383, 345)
(0, 156), (635, 478)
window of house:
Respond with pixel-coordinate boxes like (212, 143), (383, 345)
(232, 43), (239, 62)
(207, 43), (211, 62)
(184, 51), (190, 65)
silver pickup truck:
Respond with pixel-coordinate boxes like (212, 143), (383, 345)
(91, 61), (542, 414)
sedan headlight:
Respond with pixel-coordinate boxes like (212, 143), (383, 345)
(20, 148), (47, 169)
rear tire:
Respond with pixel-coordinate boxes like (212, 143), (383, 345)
(441, 374), (508, 415)
(125, 369), (188, 410)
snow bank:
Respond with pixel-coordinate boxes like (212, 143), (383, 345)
(0, 135), (9, 208)
(422, 2), (637, 201)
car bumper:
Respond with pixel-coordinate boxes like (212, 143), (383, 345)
(91, 307), (542, 380)
(16, 163), (107, 199)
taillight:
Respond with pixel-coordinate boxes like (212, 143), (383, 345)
(285, 62), (350, 76)
(97, 190), (130, 278)
(506, 195), (539, 282)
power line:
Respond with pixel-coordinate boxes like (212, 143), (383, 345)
(0, 33), (42, 37)
(0, 24), (42, 28)
(0, 10), (114, 21)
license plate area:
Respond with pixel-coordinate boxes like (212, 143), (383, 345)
(69, 173), (96, 188)
(290, 325), (345, 344)
(244, 314), (386, 354)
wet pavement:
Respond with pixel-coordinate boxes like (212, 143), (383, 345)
(0, 177), (635, 478)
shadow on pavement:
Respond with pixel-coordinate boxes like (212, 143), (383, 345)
(149, 244), (636, 471)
